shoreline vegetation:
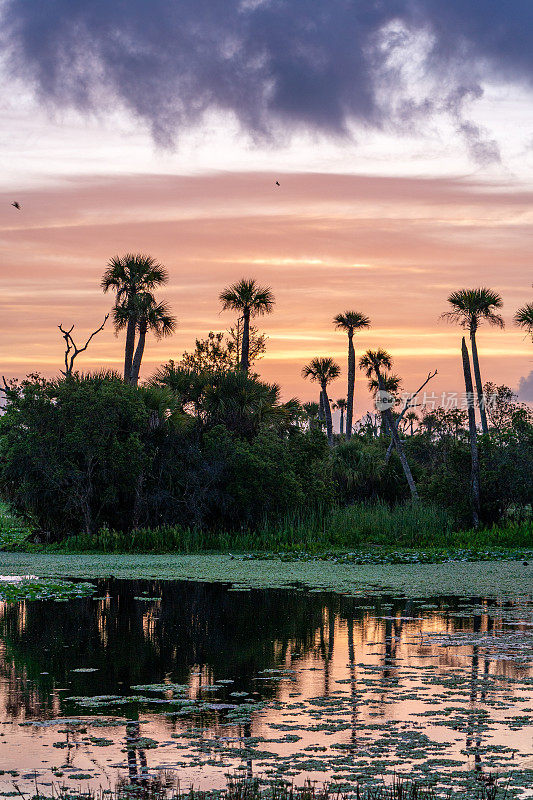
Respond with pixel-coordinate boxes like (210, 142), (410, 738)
(2, 774), (510, 800)
(0, 264), (531, 561)
(1, 500), (531, 557)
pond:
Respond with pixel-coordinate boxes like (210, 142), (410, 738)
(0, 579), (532, 796)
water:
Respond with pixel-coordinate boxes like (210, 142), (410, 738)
(0, 579), (532, 795)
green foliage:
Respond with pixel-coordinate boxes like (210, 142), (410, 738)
(0, 501), (32, 548)
(0, 373), (331, 538)
(332, 437), (406, 504)
(0, 373), (158, 536)
(0, 372), (530, 547)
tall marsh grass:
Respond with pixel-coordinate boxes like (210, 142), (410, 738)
(48, 502), (532, 554)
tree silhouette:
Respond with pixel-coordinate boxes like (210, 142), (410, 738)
(220, 279), (275, 372)
(442, 287), (504, 435)
(101, 253), (170, 382)
(334, 311), (371, 440)
(359, 349), (418, 500)
(302, 357), (341, 445)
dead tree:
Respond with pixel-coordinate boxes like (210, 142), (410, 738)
(58, 315), (108, 376)
(385, 369), (438, 463)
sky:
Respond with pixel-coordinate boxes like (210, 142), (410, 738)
(1, 0), (532, 414)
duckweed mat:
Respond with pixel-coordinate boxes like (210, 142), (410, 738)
(0, 552), (531, 598)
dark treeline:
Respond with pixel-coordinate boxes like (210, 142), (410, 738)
(0, 255), (532, 542)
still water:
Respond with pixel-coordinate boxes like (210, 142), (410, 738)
(0, 580), (532, 794)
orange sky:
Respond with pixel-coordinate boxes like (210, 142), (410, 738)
(0, 170), (531, 413)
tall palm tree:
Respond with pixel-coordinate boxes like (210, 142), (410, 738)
(441, 288), (504, 435)
(515, 301), (533, 341)
(101, 253), (169, 382)
(302, 357), (341, 445)
(126, 295), (176, 386)
(359, 349), (418, 500)
(219, 278), (275, 372)
(334, 398), (347, 436)
(334, 312), (371, 440)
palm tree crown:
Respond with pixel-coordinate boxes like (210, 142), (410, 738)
(358, 348), (393, 379)
(368, 373), (402, 396)
(333, 311), (371, 333)
(302, 357), (341, 385)
(220, 278), (275, 317)
(515, 301), (533, 338)
(102, 253), (169, 310)
(441, 287), (504, 332)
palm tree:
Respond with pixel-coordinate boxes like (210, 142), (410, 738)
(515, 301), (533, 341)
(303, 401), (320, 430)
(101, 253), (169, 382)
(359, 349), (418, 500)
(441, 288), (504, 435)
(126, 294), (176, 386)
(219, 279), (275, 372)
(367, 373), (402, 435)
(334, 398), (347, 436)
(302, 357), (341, 445)
(334, 312), (371, 440)
(405, 410), (419, 436)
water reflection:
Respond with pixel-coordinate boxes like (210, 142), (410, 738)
(0, 581), (531, 792)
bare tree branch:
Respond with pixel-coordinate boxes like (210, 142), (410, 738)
(58, 315), (109, 376)
(385, 369), (438, 463)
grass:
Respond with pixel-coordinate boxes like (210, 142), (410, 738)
(42, 504), (532, 555)
(0, 499), (530, 557)
(9, 773), (508, 800)
(0, 500), (33, 549)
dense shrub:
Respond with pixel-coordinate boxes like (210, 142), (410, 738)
(0, 373), (333, 537)
(0, 373), (531, 542)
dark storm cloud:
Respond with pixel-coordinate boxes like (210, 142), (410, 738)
(2, 1), (532, 156)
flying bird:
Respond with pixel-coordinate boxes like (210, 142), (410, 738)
(275, 181), (280, 186)
(11, 201), (21, 210)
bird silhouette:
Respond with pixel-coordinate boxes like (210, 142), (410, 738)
(11, 201), (21, 210)
(275, 181), (280, 186)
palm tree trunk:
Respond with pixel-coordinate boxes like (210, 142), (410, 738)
(462, 337), (481, 528)
(346, 331), (355, 440)
(241, 309), (250, 372)
(340, 407), (344, 436)
(318, 392), (325, 422)
(130, 320), (147, 386)
(322, 383), (334, 446)
(124, 317), (136, 382)
(469, 328), (489, 435)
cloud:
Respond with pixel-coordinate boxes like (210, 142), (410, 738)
(517, 371), (533, 402)
(1, 1), (532, 155)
